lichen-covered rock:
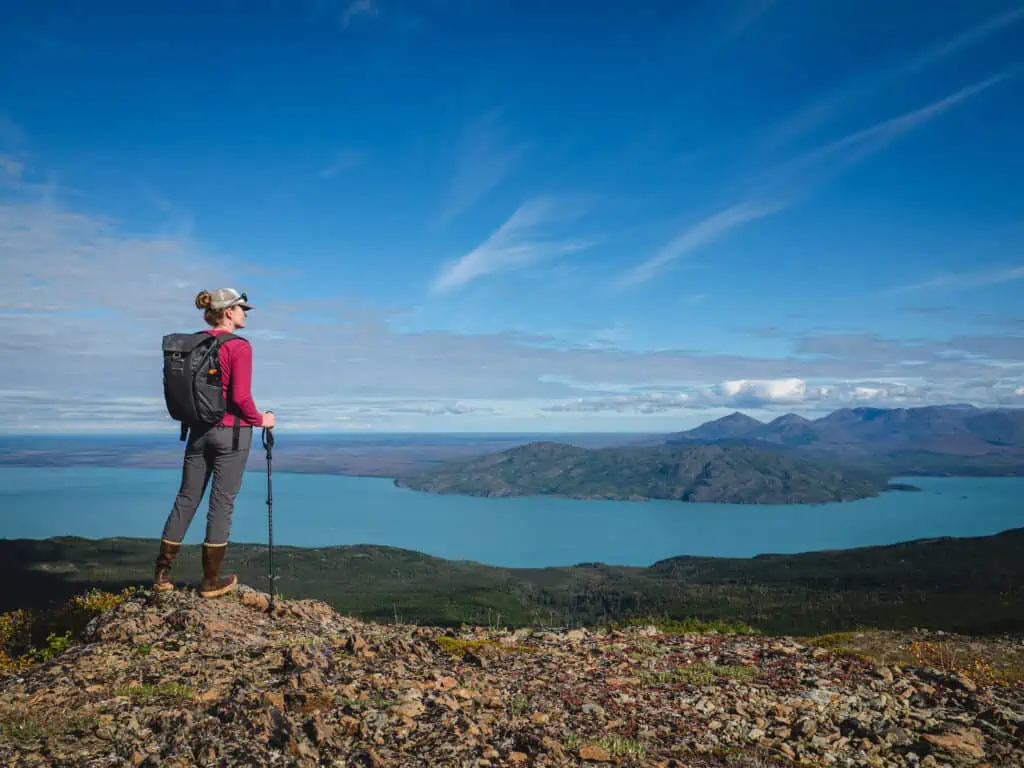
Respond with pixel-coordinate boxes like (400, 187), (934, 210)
(0, 586), (1021, 767)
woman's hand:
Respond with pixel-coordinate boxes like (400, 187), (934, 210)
(261, 411), (276, 429)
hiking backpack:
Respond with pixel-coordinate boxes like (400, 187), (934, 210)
(162, 331), (245, 441)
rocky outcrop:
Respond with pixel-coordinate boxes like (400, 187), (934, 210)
(1, 586), (1021, 766)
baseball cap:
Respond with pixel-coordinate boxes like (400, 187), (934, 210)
(209, 288), (254, 311)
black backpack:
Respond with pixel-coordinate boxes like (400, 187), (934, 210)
(162, 331), (245, 441)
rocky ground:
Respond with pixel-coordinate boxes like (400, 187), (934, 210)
(1, 586), (1022, 767)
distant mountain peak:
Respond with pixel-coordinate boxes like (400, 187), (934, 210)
(663, 411), (770, 448)
(769, 413), (810, 426)
(721, 411), (763, 424)
(668, 411), (765, 442)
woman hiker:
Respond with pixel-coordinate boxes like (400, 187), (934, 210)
(154, 288), (276, 598)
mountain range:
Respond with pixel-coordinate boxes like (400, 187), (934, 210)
(396, 404), (1024, 504)
(662, 404), (1024, 476)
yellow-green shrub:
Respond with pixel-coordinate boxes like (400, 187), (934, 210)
(0, 585), (142, 676)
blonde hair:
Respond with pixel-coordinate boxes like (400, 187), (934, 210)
(194, 290), (228, 327)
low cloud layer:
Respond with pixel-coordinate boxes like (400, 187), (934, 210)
(539, 378), (1024, 416)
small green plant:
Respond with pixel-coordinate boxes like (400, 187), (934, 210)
(278, 634), (328, 648)
(562, 733), (647, 758)
(0, 610), (36, 675)
(599, 735), (647, 758)
(638, 662), (759, 686)
(1, 585), (145, 677)
(806, 631), (860, 649)
(616, 616), (759, 635)
(338, 694), (400, 711)
(0, 712), (44, 744)
(27, 631), (73, 664)
(508, 694), (529, 716)
(435, 636), (539, 658)
(0, 707), (95, 745)
(135, 643), (152, 657)
(70, 586), (141, 614)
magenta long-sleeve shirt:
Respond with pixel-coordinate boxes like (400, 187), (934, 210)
(205, 329), (263, 427)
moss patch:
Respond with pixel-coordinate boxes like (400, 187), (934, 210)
(0, 706), (96, 745)
(614, 616), (760, 635)
(434, 636), (540, 658)
(638, 662), (760, 686)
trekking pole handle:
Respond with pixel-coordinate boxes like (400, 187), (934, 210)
(262, 410), (275, 451)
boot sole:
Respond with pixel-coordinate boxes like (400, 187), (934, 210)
(153, 583), (175, 593)
(199, 576), (238, 598)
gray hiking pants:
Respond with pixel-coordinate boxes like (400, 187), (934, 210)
(161, 425), (252, 546)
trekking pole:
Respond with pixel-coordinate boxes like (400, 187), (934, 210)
(261, 413), (276, 612)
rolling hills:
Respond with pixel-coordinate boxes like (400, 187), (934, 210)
(3, 527), (1023, 634)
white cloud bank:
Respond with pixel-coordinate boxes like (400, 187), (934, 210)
(718, 378), (807, 404)
(539, 377), (1009, 416)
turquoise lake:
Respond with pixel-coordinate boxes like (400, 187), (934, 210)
(0, 467), (1021, 567)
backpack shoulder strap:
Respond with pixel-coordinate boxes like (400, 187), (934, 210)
(212, 332), (248, 347)
(209, 333), (248, 451)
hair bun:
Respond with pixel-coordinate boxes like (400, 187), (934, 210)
(195, 290), (212, 310)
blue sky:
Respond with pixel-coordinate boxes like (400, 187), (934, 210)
(1, 0), (1023, 432)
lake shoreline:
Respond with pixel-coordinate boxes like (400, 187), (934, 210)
(390, 476), (924, 505)
(6, 454), (1024, 480)
(3, 526), (1024, 635)
(7, 522), (1024, 562)
(2, 468), (1022, 568)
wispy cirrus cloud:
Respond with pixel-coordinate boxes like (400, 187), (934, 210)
(341, 0), (378, 26)
(880, 264), (1024, 296)
(720, 0), (778, 43)
(767, 70), (1015, 195)
(761, 5), (1024, 150)
(905, 5), (1024, 75)
(430, 197), (596, 295)
(0, 155), (24, 180)
(319, 148), (364, 178)
(614, 72), (1013, 290)
(615, 201), (782, 290)
(0, 113), (26, 151)
(436, 108), (528, 227)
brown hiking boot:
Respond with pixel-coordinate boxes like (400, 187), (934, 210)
(153, 539), (181, 592)
(200, 543), (238, 598)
